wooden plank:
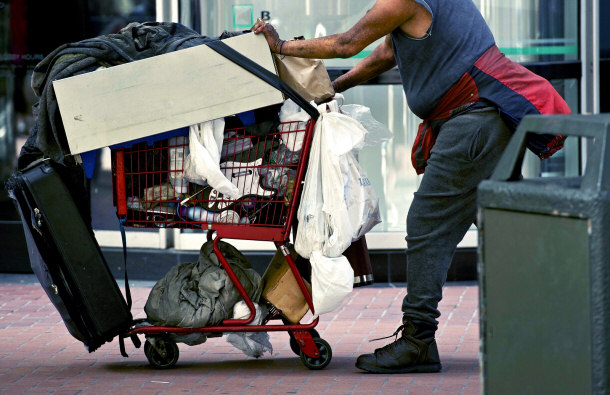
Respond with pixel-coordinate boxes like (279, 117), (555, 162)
(53, 33), (283, 154)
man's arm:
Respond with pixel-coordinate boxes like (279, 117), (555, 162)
(252, 0), (423, 59)
(332, 35), (396, 93)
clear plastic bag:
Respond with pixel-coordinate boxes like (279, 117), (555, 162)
(269, 144), (302, 165)
(340, 104), (393, 148)
(259, 166), (296, 197)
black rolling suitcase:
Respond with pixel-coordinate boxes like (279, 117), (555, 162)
(7, 159), (133, 353)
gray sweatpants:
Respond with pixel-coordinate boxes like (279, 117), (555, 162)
(402, 106), (512, 328)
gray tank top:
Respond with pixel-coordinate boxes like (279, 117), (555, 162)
(390, 0), (495, 119)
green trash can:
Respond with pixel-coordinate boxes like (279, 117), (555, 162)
(478, 114), (610, 395)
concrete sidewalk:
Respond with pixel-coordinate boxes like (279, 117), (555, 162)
(0, 275), (480, 394)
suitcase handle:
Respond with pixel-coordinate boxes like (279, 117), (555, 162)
(206, 37), (320, 121)
(17, 188), (44, 236)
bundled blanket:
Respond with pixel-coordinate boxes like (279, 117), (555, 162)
(144, 239), (261, 329)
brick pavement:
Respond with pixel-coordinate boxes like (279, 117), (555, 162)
(0, 276), (480, 394)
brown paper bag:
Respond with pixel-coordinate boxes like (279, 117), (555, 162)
(261, 244), (312, 323)
(273, 54), (335, 104)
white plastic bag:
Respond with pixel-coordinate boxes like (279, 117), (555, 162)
(341, 153), (382, 241)
(279, 99), (312, 152)
(320, 100), (366, 155)
(295, 118), (325, 258)
(319, 110), (354, 257)
(318, 101), (370, 257)
(310, 251), (354, 318)
(182, 119), (240, 199)
(225, 301), (273, 358)
(322, 101), (380, 250)
(295, 100), (381, 258)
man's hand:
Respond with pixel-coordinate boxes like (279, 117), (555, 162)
(252, 18), (284, 54)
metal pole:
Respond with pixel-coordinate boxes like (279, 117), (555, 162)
(580, 0), (600, 114)
(156, 0), (179, 23)
(580, 0), (600, 177)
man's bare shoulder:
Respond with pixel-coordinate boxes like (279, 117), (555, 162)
(370, 0), (432, 38)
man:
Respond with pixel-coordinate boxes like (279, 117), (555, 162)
(254, 0), (570, 374)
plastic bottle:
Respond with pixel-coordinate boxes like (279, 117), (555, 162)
(176, 205), (240, 224)
(177, 205), (218, 222)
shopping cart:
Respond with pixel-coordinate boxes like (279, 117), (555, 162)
(110, 40), (330, 370)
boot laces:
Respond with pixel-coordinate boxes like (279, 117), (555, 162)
(369, 324), (405, 342)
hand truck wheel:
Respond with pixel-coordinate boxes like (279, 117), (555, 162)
(289, 329), (320, 355)
(144, 336), (179, 369)
(300, 337), (332, 370)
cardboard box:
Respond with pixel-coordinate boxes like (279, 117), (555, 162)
(262, 245), (311, 324)
(53, 33), (283, 154)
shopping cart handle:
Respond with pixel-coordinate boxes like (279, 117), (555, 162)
(206, 37), (320, 121)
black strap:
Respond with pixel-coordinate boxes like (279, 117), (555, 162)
(205, 38), (320, 121)
(119, 335), (128, 357)
(119, 217), (132, 309)
(118, 217), (134, 358)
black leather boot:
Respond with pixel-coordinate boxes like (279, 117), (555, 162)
(355, 321), (442, 373)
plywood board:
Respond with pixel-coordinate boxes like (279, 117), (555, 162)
(53, 33), (283, 154)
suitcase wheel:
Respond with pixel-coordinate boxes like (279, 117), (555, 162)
(300, 337), (332, 370)
(144, 336), (179, 369)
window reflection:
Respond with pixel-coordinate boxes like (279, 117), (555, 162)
(0, 1), (581, 237)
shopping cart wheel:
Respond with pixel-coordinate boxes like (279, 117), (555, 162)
(300, 338), (332, 370)
(144, 337), (179, 369)
(289, 329), (320, 355)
